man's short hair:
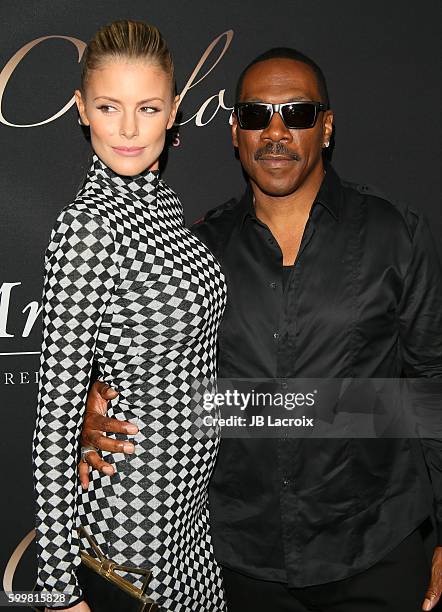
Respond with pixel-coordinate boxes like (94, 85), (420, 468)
(235, 47), (330, 108)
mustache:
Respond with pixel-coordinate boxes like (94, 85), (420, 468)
(254, 143), (300, 161)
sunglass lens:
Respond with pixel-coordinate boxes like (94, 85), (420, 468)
(282, 103), (316, 128)
(238, 104), (272, 130)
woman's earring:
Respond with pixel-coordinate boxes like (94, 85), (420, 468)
(323, 141), (330, 148)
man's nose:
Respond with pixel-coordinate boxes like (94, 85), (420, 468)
(261, 111), (291, 141)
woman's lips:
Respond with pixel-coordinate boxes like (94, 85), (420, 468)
(112, 146), (145, 157)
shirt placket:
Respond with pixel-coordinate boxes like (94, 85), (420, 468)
(276, 212), (317, 581)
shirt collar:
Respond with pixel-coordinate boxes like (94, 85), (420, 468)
(315, 163), (342, 220)
(239, 163), (342, 227)
(84, 153), (159, 206)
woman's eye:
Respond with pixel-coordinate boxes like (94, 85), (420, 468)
(97, 105), (117, 113)
(95, 105), (160, 114)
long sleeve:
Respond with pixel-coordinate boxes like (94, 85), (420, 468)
(398, 210), (442, 543)
(32, 207), (119, 606)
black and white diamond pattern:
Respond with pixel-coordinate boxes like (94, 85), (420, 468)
(32, 153), (227, 611)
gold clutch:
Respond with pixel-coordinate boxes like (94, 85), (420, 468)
(75, 525), (159, 611)
(32, 526), (159, 611)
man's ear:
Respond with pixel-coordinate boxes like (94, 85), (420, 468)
(323, 110), (334, 145)
(75, 89), (90, 126)
(231, 112), (239, 148)
(167, 94), (180, 129)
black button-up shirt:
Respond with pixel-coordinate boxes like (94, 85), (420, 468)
(192, 165), (442, 587)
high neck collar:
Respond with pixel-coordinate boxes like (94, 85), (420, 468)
(86, 153), (160, 205)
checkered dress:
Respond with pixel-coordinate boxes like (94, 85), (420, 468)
(32, 154), (227, 611)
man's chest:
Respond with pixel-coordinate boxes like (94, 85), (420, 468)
(216, 220), (404, 378)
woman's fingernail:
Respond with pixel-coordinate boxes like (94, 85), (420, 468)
(423, 599), (432, 611)
(126, 424), (138, 434)
(123, 443), (135, 453)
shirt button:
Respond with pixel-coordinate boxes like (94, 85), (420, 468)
(281, 380), (288, 389)
(273, 332), (280, 340)
(269, 281), (277, 289)
(282, 478), (290, 487)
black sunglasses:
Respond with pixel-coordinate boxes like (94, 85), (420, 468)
(234, 101), (327, 130)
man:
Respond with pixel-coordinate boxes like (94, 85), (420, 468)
(78, 48), (442, 611)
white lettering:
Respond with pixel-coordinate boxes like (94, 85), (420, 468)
(0, 36), (86, 127)
(22, 301), (42, 337)
(194, 89), (231, 127)
(0, 31), (235, 129)
(177, 30), (234, 126)
(0, 282), (21, 337)
(20, 371), (30, 384)
(1, 371), (39, 385)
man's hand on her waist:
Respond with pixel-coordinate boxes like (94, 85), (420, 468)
(422, 546), (442, 610)
(78, 380), (139, 490)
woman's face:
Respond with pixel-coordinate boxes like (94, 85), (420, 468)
(75, 59), (178, 175)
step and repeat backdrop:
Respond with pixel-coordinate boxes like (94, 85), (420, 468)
(1, 0), (441, 604)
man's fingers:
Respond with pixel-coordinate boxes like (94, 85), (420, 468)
(86, 382), (116, 415)
(99, 385), (119, 400)
(422, 547), (442, 610)
(85, 431), (136, 454)
(100, 415), (138, 434)
(78, 460), (91, 489)
(94, 380), (119, 400)
(80, 412), (138, 452)
(85, 413), (138, 435)
(422, 591), (440, 611)
(82, 412), (138, 438)
(81, 450), (116, 475)
(78, 447), (126, 490)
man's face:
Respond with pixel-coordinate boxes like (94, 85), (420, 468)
(232, 58), (333, 197)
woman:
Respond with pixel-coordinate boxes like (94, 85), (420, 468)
(32, 19), (227, 612)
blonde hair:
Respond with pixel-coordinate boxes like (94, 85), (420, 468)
(80, 19), (175, 95)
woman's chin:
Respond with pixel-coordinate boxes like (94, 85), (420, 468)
(95, 147), (159, 176)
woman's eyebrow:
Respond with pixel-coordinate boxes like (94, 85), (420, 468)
(93, 96), (165, 103)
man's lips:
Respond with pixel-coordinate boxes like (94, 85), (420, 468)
(258, 155), (296, 161)
(257, 155), (299, 167)
(254, 147), (300, 162)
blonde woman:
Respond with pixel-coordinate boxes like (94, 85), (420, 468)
(32, 20), (227, 612)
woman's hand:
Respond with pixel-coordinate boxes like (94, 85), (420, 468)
(44, 601), (91, 612)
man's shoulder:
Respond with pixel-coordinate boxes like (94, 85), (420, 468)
(190, 196), (243, 252)
(192, 197), (240, 227)
(341, 178), (420, 239)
